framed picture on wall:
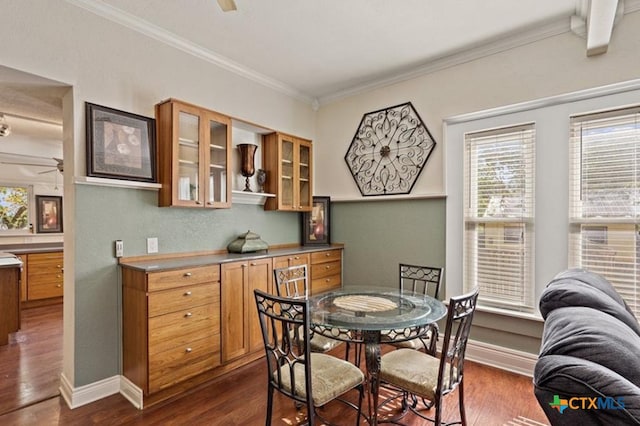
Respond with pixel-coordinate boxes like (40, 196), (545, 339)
(36, 195), (63, 233)
(302, 196), (331, 246)
(85, 102), (157, 182)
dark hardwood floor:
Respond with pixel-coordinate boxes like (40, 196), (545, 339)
(0, 303), (62, 416)
(0, 305), (548, 425)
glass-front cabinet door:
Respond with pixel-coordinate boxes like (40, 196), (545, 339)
(156, 98), (231, 208)
(263, 132), (313, 212)
(297, 139), (312, 210)
(177, 110), (201, 205)
(280, 135), (295, 210)
(206, 111), (231, 208)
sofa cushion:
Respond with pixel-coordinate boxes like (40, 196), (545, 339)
(549, 269), (636, 317)
(539, 278), (640, 336)
(540, 306), (640, 388)
(534, 354), (640, 426)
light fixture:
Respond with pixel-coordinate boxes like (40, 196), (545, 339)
(0, 114), (10, 137)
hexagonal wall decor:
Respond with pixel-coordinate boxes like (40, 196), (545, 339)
(344, 102), (436, 196)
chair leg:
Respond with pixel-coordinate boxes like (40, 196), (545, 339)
(355, 384), (364, 426)
(434, 394), (442, 426)
(458, 379), (467, 426)
(266, 385), (274, 426)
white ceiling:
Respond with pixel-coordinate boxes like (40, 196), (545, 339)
(81, 0), (589, 103)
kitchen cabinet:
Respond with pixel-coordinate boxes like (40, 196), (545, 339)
(0, 255), (21, 345)
(156, 98), (232, 208)
(263, 132), (312, 211)
(121, 265), (221, 395)
(310, 249), (342, 295)
(220, 257), (272, 363)
(26, 251), (63, 301)
(14, 254), (27, 302)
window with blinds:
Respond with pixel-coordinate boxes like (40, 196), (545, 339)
(569, 106), (640, 317)
(463, 124), (535, 312)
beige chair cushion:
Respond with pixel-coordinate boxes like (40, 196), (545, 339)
(391, 328), (434, 350)
(380, 348), (452, 400)
(277, 353), (364, 407)
(309, 332), (343, 352)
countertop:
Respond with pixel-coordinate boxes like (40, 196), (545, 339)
(0, 243), (63, 255)
(0, 252), (23, 268)
(119, 245), (342, 273)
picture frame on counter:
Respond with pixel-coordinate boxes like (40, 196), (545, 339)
(85, 102), (157, 182)
(35, 195), (63, 233)
(301, 196), (330, 246)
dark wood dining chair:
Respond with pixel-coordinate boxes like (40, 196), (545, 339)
(273, 264), (346, 354)
(379, 287), (479, 426)
(254, 289), (365, 425)
(391, 264), (443, 355)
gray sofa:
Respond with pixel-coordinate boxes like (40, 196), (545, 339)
(533, 268), (640, 425)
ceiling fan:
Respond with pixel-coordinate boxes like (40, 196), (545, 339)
(217, 0), (237, 12)
(0, 152), (63, 174)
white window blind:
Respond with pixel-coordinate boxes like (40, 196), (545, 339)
(463, 124), (535, 312)
(569, 106), (640, 316)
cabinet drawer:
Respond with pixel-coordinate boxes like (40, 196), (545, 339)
(147, 266), (220, 292)
(311, 260), (341, 280)
(149, 334), (220, 393)
(148, 283), (218, 318)
(28, 278), (63, 300)
(149, 303), (219, 353)
(311, 249), (341, 264)
(273, 253), (310, 269)
(311, 274), (341, 295)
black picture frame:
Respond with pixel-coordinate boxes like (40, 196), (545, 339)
(85, 102), (156, 182)
(302, 196), (331, 246)
(36, 195), (63, 233)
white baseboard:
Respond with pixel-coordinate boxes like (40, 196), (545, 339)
(119, 375), (144, 409)
(59, 373), (121, 409)
(58, 341), (536, 411)
(465, 339), (538, 377)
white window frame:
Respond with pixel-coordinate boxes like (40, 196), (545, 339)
(463, 124), (536, 312)
(569, 105), (640, 317)
(445, 80), (640, 319)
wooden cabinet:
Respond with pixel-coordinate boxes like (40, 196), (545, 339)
(263, 132), (312, 211)
(14, 254), (27, 302)
(221, 258), (272, 363)
(122, 265), (221, 395)
(272, 253), (310, 270)
(26, 251), (63, 301)
(0, 261), (21, 345)
(310, 249), (342, 295)
(156, 98), (232, 208)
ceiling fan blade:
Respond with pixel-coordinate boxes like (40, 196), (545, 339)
(1, 161), (55, 167)
(0, 152), (56, 161)
(217, 0), (237, 12)
(38, 169), (58, 175)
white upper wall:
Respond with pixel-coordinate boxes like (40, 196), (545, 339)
(314, 10), (640, 200)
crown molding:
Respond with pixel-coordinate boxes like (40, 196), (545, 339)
(317, 16), (571, 106)
(319, 4), (640, 106)
(64, 0), (313, 104)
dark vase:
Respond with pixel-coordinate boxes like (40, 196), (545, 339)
(238, 143), (258, 192)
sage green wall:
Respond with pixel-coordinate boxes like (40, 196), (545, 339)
(333, 197), (544, 355)
(74, 184), (298, 384)
(333, 198), (446, 290)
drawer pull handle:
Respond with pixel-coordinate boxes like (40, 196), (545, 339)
(185, 347), (192, 353)
(294, 256), (300, 260)
(325, 253), (331, 257)
(56, 284), (62, 288)
(325, 279), (331, 282)
(325, 265), (330, 269)
(250, 262), (257, 266)
(184, 312), (192, 318)
(184, 291), (192, 296)
(183, 272), (192, 277)
(195, 201), (202, 205)
(57, 264), (62, 268)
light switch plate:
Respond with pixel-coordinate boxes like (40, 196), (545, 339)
(115, 240), (124, 258)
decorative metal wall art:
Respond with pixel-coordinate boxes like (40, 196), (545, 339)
(344, 102), (436, 196)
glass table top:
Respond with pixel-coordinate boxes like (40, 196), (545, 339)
(309, 286), (447, 331)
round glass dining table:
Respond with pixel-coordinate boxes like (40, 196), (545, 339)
(308, 287), (447, 425)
